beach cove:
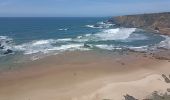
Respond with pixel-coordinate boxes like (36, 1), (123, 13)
(0, 13), (170, 100)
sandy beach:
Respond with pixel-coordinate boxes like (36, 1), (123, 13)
(0, 51), (170, 100)
(0, 1), (170, 99)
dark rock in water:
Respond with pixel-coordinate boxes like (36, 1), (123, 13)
(3, 49), (13, 55)
(0, 46), (4, 49)
(84, 44), (91, 48)
(0, 44), (4, 49)
(124, 94), (138, 100)
(5, 40), (10, 43)
(155, 27), (159, 31)
(94, 24), (100, 27)
(162, 74), (170, 83)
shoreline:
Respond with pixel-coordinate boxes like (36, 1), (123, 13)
(0, 51), (170, 100)
(1, 15), (170, 99)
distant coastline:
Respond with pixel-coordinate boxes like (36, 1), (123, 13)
(108, 12), (170, 35)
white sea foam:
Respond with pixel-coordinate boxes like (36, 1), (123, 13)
(32, 39), (55, 46)
(95, 45), (115, 50)
(94, 28), (136, 41)
(85, 25), (103, 28)
(85, 24), (114, 29)
(0, 36), (89, 55)
(98, 22), (115, 28)
(72, 34), (92, 42)
(14, 39), (85, 55)
(94, 44), (149, 52)
(58, 28), (68, 31)
(157, 35), (170, 49)
(0, 36), (8, 40)
(53, 44), (84, 51)
(73, 35), (89, 42)
(0, 36), (13, 43)
(85, 25), (94, 28)
(14, 39), (55, 54)
(73, 28), (136, 42)
(0, 36), (13, 50)
(1, 29), (169, 57)
(86, 21), (115, 29)
(95, 45), (122, 50)
(56, 38), (72, 42)
(129, 46), (149, 52)
(126, 33), (148, 41)
(14, 42), (54, 54)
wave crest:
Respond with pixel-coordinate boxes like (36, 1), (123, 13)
(76, 28), (136, 41)
(85, 21), (115, 29)
(0, 36), (13, 50)
(14, 40), (85, 55)
(157, 36), (170, 49)
(95, 28), (136, 40)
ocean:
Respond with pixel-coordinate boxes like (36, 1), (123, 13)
(0, 17), (169, 69)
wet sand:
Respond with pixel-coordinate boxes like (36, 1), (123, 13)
(0, 51), (170, 100)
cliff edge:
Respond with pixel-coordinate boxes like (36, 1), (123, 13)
(108, 12), (170, 35)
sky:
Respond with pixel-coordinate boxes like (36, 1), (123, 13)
(0, 0), (170, 17)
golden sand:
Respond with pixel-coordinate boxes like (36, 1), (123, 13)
(0, 51), (170, 100)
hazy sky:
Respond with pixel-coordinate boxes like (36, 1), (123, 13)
(0, 0), (170, 17)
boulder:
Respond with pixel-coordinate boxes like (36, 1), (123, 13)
(124, 94), (138, 100)
(3, 49), (13, 55)
(0, 44), (4, 49)
(162, 74), (170, 83)
(84, 44), (91, 48)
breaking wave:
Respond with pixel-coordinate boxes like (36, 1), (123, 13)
(0, 37), (86, 55)
(94, 28), (136, 40)
(0, 36), (14, 55)
(95, 45), (122, 50)
(1, 27), (170, 57)
(74, 28), (136, 42)
(85, 25), (103, 29)
(85, 21), (115, 29)
(14, 40), (85, 55)
(58, 28), (68, 31)
(157, 35), (170, 49)
(0, 36), (13, 50)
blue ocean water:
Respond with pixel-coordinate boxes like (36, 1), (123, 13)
(0, 17), (106, 44)
(0, 17), (169, 67)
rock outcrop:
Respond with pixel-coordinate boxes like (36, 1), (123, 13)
(124, 94), (138, 100)
(3, 49), (13, 55)
(108, 12), (170, 35)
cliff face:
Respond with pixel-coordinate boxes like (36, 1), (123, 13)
(108, 12), (170, 35)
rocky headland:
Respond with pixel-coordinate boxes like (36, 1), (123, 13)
(108, 12), (170, 35)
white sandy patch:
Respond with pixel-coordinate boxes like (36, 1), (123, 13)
(74, 74), (170, 100)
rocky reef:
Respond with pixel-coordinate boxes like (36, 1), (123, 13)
(108, 12), (170, 35)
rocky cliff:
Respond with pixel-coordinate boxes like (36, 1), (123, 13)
(108, 12), (170, 35)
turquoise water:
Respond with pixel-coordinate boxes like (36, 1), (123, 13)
(0, 17), (169, 68)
